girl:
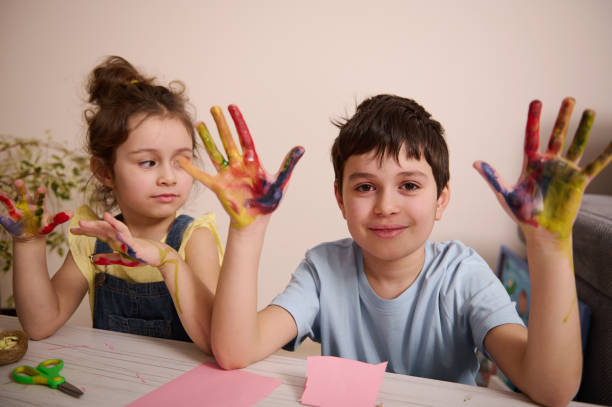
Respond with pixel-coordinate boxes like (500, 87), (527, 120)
(1, 56), (222, 353)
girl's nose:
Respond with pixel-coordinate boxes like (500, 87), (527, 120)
(157, 163), (177, 186)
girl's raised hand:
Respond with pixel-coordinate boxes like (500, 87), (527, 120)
(178, 105), (304, 228)
(0, 180), (72, 240)
(474, 97), (612, 239)
(71, 213), (173, 268)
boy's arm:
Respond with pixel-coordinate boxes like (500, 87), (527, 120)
(4, 181), (88, 339)
(475, 98), (611, 406)
(179, 105), (304, 368)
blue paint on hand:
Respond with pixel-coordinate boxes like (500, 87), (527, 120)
(0, 215), (22, 236)
(481, 162), (503, 193)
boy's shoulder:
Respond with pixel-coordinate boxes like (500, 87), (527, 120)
(305, 237), (356, 260)
(301, 237), (359, 276)
(427, 239), (482, 262)
(307, 237), (355, 252)
(424, 240), (499, 296)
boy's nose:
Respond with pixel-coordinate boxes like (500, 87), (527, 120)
(374, 189), (399, 216)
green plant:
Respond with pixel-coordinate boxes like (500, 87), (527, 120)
(0, 132), (90, 308)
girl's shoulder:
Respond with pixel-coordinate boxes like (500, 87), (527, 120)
(178, 212), (223, 263)
(69, 205), (100, 226)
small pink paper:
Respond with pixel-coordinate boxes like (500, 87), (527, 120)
(301, 356), (387, 407)
(127, 361), (282, 407)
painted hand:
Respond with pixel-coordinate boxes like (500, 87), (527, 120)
(70, 213), (174, 268)
(178, 105), (304, 228)
(71, 213), (183, 312)
(0, 179), (72, 241)
(474, 97), (612, 239)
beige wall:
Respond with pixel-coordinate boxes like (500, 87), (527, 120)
(1, 0), (611, 327)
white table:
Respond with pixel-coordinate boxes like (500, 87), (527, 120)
(0, 315), (596, 406)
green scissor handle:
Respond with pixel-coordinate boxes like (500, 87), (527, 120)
(12, 359), (66, 389)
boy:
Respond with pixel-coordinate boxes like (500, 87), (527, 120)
(180, 97), (611, 406)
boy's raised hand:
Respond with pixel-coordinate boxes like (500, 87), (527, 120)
(71, 213), (173, 268)
(0, 179), (72, 240)
(474, 97), (612, 239)
(178, 105), (304, 228)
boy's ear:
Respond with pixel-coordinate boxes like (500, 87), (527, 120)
(90, 157), (114, 188)
(435, 183), (450, 221)
(334, 181), (347, 219)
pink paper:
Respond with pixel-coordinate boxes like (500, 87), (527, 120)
(301, 356), (387, 407)
(127, 361), (282, 407)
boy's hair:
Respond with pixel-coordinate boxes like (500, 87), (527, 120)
(331, 94), (449, 197)
(83, 55), (196, 211)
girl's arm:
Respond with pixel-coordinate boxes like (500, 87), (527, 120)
(172, 226), (219, 353)
(2, 180), (87, 339)
(475, 97), (611, 406)
(13, 246), (88, 339)
(212, 215), (298, 369)
(178, 105), (303, 368)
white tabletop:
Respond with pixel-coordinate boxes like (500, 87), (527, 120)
(0, 315), (596, 406)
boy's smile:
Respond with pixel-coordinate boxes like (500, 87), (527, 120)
(335, 145), (449, 272)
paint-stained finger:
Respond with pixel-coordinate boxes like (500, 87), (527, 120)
(211, 106), (241, 163)
(0, 193), (20, 220)
(546, 97), (575, 155)
(583, 142), (612, 179)
(565, 110), (595, 163)
(73, 218), (119, 241)
(103, 212), (130, 234)
(33, 187), (46, 230)
(92, 253), (141, 267)
(177, 156), (215, 189)
(473, 161), (526, 222)
(524, 100), (542, 160)
(272, 146), (305, 191)
(14, 180), (32, 217)
(116, 233), (147, 263)
(196, 122), (228, 171)
(40, 211), (72, 235)
(0, 215), (21, 235)
(249, 146), (305, 214)
(473, 161), (508, 195)
(228, 105), (260, 166)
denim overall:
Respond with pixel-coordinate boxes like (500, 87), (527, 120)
(92, 214), (194, 342)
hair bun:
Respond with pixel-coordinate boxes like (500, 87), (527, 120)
(87, 56), (152, 106)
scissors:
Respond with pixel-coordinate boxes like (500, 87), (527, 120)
(12, 358), (83, 398)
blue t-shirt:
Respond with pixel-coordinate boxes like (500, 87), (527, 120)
(271, 238), (524, 385)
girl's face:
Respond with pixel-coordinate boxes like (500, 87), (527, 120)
(105, 113), (194, 223)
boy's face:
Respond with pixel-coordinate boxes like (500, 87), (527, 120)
(335, 145), (449, 267)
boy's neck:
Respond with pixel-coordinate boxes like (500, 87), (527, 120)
(362, 245), (426, 300)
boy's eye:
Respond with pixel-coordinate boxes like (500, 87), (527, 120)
(139, 160), (156, 168)
(401, 182), (419, 191)
(355, 184), (375, 192)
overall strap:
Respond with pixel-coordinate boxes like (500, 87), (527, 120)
(93, 214), (194, 254)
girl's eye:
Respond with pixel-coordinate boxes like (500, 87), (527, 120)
(355, 184), (375, 193)
(401, 182), (419, 191)
(139, 160), (156, 168)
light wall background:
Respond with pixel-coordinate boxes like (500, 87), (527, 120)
(1, 0), (611, 328)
